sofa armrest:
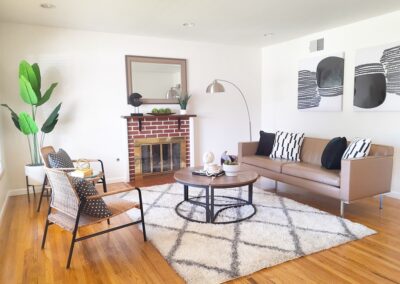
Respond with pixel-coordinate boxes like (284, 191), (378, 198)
(238, 142), (258, 162)
(340, 156), (393, 202)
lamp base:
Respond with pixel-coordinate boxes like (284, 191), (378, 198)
(130, 113), (144, 117)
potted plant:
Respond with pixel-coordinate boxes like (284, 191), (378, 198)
(178, 93), (191, 115)
(223, 160), (240, 177)
(1, 60), (61, 185)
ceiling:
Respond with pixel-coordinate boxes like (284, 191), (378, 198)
(1, 0), (400, 46)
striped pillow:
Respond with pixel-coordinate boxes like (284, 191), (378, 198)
(270, 131), (305, 161)
(342, 138), (371, 160)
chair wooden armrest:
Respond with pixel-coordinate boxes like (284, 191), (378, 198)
(86, 187), (137, 200)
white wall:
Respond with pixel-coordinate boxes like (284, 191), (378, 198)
(0, 23), (261, 189)
(261, 10), (400, 194)
(0, 106), (9, 214)
(0, 29), (9, 212)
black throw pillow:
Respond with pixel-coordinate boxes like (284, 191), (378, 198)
(255, 131), (276, 156)
(72, 177), (112, 218)
(48, 149), (74, 168)
(321, 137), (347, 170)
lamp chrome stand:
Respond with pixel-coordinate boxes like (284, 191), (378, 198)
(206, 79), (252, 141)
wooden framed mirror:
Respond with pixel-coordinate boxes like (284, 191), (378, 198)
(125, 55), (187, 104)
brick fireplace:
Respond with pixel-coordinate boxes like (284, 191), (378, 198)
(123, 114), (196, 182)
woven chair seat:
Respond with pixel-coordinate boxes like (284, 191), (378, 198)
(48, 196), (140, 232)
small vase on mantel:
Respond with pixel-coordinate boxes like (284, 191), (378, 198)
(180, 109), (187, 115)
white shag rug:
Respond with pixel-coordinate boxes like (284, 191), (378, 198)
(121, 183), (375, 284)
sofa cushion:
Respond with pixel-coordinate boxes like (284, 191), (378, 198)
(270, 131), (305, 161)
(241, 155), (293, 173)
(282, 163), (340, 187)
(255, 131), (275, 156)
(321, 137), (347, 169)
(300, 137), (329, 166)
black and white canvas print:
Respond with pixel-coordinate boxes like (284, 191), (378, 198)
(354, 42), (400, 111)
(298, 52), (344, 111)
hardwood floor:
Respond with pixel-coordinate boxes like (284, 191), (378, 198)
(1, 175), (400, 283)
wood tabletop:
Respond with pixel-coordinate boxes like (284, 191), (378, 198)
(174, 167), (259, 188)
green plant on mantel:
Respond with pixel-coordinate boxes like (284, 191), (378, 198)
(178, 93), (191, 110)
(1, 60), (61, 166)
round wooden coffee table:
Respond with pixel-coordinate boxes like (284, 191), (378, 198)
(174, 167), (259, 224)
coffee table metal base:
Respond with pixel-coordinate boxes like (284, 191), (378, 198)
(175, 184), (256, 224)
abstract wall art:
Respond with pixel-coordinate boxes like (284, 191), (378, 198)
(298, 52), (344, 111)
(354, 42), (400, 111)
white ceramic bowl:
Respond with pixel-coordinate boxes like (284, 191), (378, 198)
(223, 164), (240, 176)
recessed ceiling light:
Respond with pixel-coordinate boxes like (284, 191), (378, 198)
(40, 3), (56, 9)
(183, 22), (195, 28)
(263, 32), (275, 38)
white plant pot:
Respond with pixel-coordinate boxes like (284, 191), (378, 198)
(180, 109), (187, 115)
(25, 164), (45, 186)
(223, 164), (240, 177)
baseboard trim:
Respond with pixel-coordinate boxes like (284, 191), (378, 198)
(385, 191), (400, 199)
(106, 177), (127, 183)
(8, 187), (34, 196)
(7, 177), (127, 197)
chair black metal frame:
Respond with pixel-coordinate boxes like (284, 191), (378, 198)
(41, 185), (147, 269)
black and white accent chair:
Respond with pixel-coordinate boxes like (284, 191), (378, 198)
(37, 146), (109, 212)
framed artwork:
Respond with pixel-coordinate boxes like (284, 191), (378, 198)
(298, 52), (344, 111)
(354, 42), (400, 111)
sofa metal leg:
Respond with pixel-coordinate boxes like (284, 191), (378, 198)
(275, 181), (278, 192)
(379, 195), (383, 210)
(340, 201), (344, 217)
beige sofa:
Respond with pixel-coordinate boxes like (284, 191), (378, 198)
(238, 137), (394, 216)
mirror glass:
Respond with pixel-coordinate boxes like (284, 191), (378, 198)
(126, 56), (187, 104)
(131, 62), (181, 100)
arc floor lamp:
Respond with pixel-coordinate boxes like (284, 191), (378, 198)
(206, 79), (252, 141)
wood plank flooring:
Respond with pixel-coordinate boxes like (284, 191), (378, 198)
(1, 175), (399, 283)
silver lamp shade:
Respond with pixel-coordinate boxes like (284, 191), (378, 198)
(206, 80), (225, 93)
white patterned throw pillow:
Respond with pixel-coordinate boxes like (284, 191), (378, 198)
(270, 131), (305, 161)
(342, 138), (371, 159)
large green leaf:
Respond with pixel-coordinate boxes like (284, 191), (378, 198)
(37, 82), (58, 106)
(31, 63), (41, 91)
(19, 60), (40, 98)
(1, 104), (21, 131)
(41, 103), (62, 133)
(18, 112), (38, 135)
(19, 75), (38, 105)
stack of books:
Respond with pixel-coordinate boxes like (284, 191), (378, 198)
(70, 168), (93, 178)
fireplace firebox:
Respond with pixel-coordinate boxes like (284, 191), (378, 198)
(134, 137), (186, 176)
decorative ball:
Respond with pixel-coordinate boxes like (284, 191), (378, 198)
(202, 152), (215, 164)
(129, 92), (143, 107)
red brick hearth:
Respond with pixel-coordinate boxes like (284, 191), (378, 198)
(123, 114), (196, 182)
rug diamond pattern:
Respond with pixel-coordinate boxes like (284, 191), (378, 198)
(123, 183), (375, 284)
